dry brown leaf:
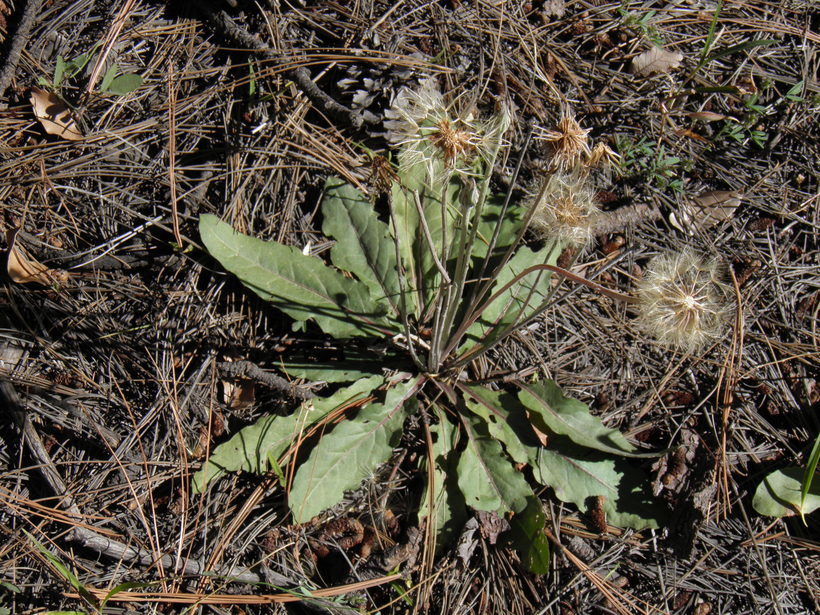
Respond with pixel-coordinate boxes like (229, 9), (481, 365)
(6, 229), (70, 285)
(223, 378), (256, 410)
(686, 111), (728, 122)
(669, 190), (743, 232)
(691, 190), (743, 228)
(631, 47), (683, 76)
(29, 87), (84, 141)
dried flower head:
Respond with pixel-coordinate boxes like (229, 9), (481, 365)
(636, 250), (734, 353)
(538, 109), (592, 171)
(587, 142), (620, 171)
(529, 172), (600, 247)
(384, 78), (508, 180)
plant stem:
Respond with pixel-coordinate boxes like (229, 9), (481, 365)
(451, 262), (637, 368)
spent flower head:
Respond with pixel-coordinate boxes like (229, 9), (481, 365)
(538, 109), (592, 172)
(529, 171), (600, 247)
(636, 249), (734, 353)
(384, 78), (509, 181)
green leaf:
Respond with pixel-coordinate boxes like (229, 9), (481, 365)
(801, 434), (820, 522)
(280, 361), (385, 383)
(416, 177), (461, 304)
(100, 64), (119, 92)
(104, 73), (143, 95)
(24, 531), (97, 608)
(288, 377), (418, 522)
(321, 177), (405, 315)
(58, 47), (98, 86)
(100, 581), (155, 611)
(54, 56), (67, 87)
(389, 178), (420, 309)
(529, 442), (665, 530)
(192, 376), (383, 493)
(753, 467), (820, 518)
(248, 60), (257, 97)
(461, 385), (531, 464)
(391, 147), (461, 309)
(506, 496), (550, 574)
(461, 242), (560, 354)
(456, 414), (532, 515)
(470, 197), (524, 261)
(199, 214), (391, 338)
(784, 80), (804, 102)
(461, 383), (663, 529)
(418, 405), (466, 551)
(518, 380), (649, 458)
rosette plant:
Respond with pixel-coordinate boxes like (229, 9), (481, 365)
(195, 83), (665, 571)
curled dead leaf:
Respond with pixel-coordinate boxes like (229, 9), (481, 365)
(6, 229), (70, 285)
(686, 111), (728, 122)
(631, 47), (683, 76)
(29, 87), (83, 141)
(692, 190), (743, 227)
(669, 190), (743, 232)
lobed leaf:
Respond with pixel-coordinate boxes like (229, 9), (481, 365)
(518, 380), (648, 458)
(192, 376), (383, 493)
(463, 382), (664, 530)
(199, 214), (391, 338)
(288, 377), (419, 522)
(530, 442), (665, 530)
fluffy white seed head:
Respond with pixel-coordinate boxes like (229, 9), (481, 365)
(529, 172), (600, 247)
(636, 250), (734, 353)
(384, 78), (509, 181)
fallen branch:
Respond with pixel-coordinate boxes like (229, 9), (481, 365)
(218, 359), (315, 401)
(0, 0), (43, 107)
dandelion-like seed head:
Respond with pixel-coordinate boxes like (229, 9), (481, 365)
(385, 78), (508, 181)
(383, 78), (445, 144)
(428, 118), (479, 166)
(539, 109), (592, 171)
(529, 172), (600, 247)
(636, 250), (734, 353)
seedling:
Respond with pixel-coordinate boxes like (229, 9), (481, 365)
(753, 432), (820, 522)
(38, 43), (142, 96)
(614, 135), (689, 193)
(711, 80), (809, 149)
(617, 7), (664, 46)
